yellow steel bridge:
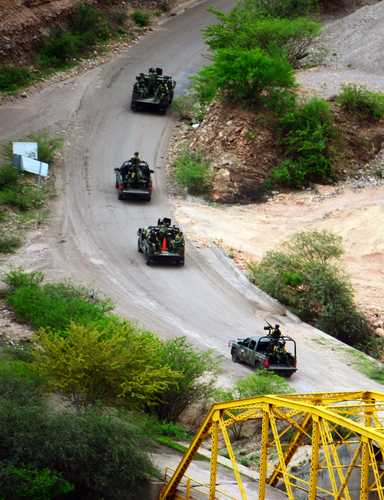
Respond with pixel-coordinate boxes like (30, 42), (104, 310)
(160, 391), (384, 499)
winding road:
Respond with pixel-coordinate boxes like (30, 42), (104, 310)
(0, 0), (382, 393)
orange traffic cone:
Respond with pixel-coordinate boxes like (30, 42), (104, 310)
(161, 238), (168, 252)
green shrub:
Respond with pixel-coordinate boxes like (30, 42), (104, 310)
(5, 271), (112, 330)
(29, 132), (63, 164)
(204, 11), (320, 66)
(248, 230), (376, 348)
(0, 185), (46, 211)
(142, 416), (190, 441)
(270, 98), (335, 187)
(0, 465), (73, 500)
(0, 359), (43, 406)
(0, 65), (33, 92)
(154, 337), (220, 421)
(213, 370), (291, 440)
(337, 84), (384, 121)
(31, 322), (178, 407)
(38, 31), (83, 68)
(214, 369), (290, 402)
(0, 165), (20, 188)
(3, 268), (43, 289)
(172, 92), (206, 123)
(174, 150), (212, 195)
(254, 0), (318, 17)
(71, 3), (110, 40)
(38, 4), (110, 68)
(196, 47), (295, 103)
(0, 402), (154, 498)
(0, 234), (21, 254)
(132, 10), (151, 27)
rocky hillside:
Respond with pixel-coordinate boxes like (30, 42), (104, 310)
(0, 0), (169, 64)
(189, 99), (384, 203)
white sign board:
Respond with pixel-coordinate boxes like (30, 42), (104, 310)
(20, 156), (49, 177)
(12, 142), (38, 160)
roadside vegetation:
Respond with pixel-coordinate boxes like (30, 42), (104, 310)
(213, 370), (291, 442)
(174, 150), (212, 195)
(0, 2), (150, 94)
(248, 230), (384, 360)
(0, 132), (62, 254)
(176, 0), (384, 192)
(0, 268), (223, 497)
(132, 10), (151, 27)
(337, 84), (384, 121)
(347, 349), (384, 384)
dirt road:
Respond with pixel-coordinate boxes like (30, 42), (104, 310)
(0, 0), (382, 393)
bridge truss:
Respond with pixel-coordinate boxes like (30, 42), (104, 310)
(160, 391), (384, 499)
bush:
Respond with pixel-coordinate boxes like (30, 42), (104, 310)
(29, 132), (63, 164)
(248, 230), (376, 348)
(5, 271), (112, 330)
(38, 31), (83, 68)
(214, 369), (290, 402)
(31, 321), (178, 407)
(0, 165), (20, 188)
(337, 84), (384, 121)
(0, 354), (155, 497)
(0, 184), (46, 211)
(0, 465), (73, 500)
(0, 359), (43, 406)
(0, 65), (33, 92)
(204, 10), (320, 66)
(270, 98), (335, 187)
(172, 92), (206, 123)
(71, 3), (110, 41)
(253, 0), (318, 17)
(0, 401), (154, 498)
(132, 10), (151, 27)
(196, 47), (295, 104)
(174, 150), (212, 195)
(154, 337), (220, 421)
(0, 234), (21, 253)
(213, 370), (291, 440)
(38, 4), (111, 68)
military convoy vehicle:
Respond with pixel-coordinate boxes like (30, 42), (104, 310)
(114, 156), (153, 201)
(229, 322), (297, 377)
(137, 218), (185, 266)
(131, 67), (176, 114)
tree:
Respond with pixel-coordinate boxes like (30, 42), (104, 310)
(204, 9), (320, 66)
(248, 230), (376, 347)
(32, 321), (179, 408)
(154, 337), (220, 421)
(196, 47), (295, 104)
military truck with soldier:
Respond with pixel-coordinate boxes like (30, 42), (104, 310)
(137, 217), (185, 266)
(114, 152), (154, 201)
(229, 322), (297, 377)
(131, 67), (176, 114)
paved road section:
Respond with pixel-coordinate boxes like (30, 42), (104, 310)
(0, 0), (382, 392)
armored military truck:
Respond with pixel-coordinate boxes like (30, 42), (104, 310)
(137, 218), (185, 266)
(114, 158), (153, 201)
(229, 323), (297, 377)
(131, 67), (176, 114)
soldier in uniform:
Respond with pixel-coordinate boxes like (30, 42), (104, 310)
(172, 231), (184, 252)
(119, 160), (131, 181)
(271, 324), (282, 339)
